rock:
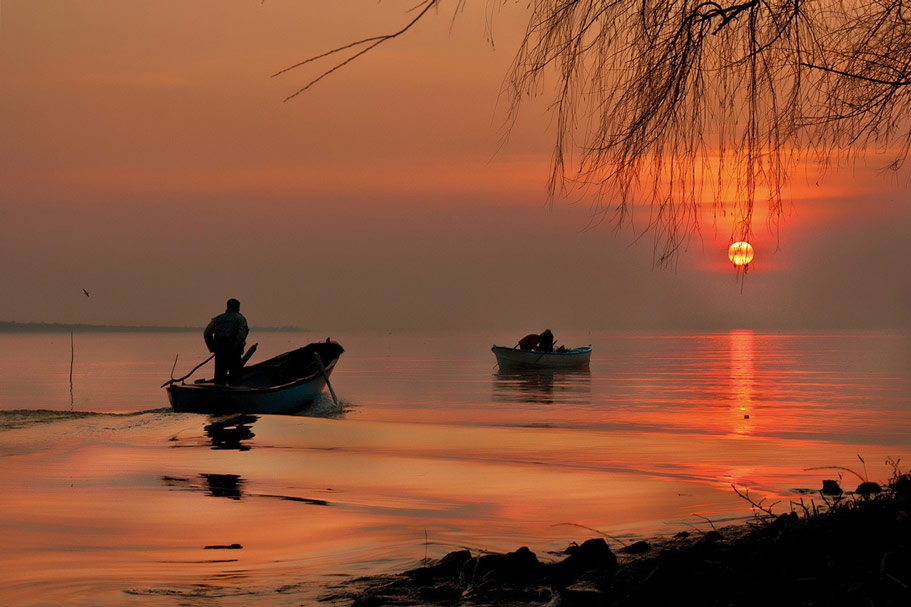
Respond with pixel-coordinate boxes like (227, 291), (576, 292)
(350, 593), (383, 607)
(821, 479), (843, 496)
(559, 581), (606, 607)
(620, 540), (651, 555)
(405, 549), (472, 584)
(417, 583), (463, 602)
(855, 481), (883, 497)
(693, 530), (722, 553)
(881, 546), (911, 588)
(769, 511), (799, 533)
(560, 538), (618, 572)
(890, 475), (911, 496)
(459, 546), (539, 586)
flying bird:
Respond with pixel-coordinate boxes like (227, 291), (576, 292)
(82, 289), (90, 297)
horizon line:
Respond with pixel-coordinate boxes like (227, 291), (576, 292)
(0, 321), (309, 333)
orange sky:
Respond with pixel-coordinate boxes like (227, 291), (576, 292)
(1, 0), (909, 332)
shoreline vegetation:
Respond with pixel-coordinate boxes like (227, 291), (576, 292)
(0, 321), (308, 333)
(327, 471), (911, 607)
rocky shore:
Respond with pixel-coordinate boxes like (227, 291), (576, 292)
(324, 474), (911, 606)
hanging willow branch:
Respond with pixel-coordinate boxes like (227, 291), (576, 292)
(275, 0), (911, 264)
(273, 1), (464, 101)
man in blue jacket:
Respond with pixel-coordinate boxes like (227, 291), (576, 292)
(203, 298), (249, 384)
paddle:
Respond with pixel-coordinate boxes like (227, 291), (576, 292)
(161, 354), (214, 388)
(533, 340), (559, 364)
(313, 351), (340, 406)
(161, 343), (258, 388)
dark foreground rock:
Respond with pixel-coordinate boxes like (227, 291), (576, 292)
(323, 475), (911, 606)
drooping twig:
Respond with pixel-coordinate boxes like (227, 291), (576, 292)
(805, 465), (867, 483)
(691, 513), (719, 533)
(551, 522), (627, 546)
(731, 483), (779, 518)
(273, 0), (443, 102)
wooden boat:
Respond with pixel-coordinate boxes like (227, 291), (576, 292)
(167, 341), (344, 415)
(491, 344), (592, 369)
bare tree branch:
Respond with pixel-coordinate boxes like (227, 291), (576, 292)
(273, 1), (450, 102)
(276, 0), (911, 263)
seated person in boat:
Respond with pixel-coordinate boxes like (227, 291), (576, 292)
(203, 298), (249, 384)
(536, 329), (555, 353)
(517, 333), (539, 350)
(517, 330), (556, 352)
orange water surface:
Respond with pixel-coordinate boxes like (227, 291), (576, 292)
(0, 330), (908, 606)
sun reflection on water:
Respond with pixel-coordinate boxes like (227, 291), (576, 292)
(729, 330), (755, 436)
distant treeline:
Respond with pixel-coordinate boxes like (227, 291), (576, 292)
(0, 322), (308, 333)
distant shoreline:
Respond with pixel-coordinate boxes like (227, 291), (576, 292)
(0, 321), (308, 333)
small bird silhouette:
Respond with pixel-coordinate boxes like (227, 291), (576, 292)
(82, 289), (90, 297)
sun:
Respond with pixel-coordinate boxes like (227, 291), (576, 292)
(728, 241), (754, 266)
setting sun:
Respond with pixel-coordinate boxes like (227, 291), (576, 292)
(728, 241), (754, 266)
(1, 3), (911, 606)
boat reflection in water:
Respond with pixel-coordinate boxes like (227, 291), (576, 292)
(159, 415), (257, 501)
(200, 473), (245, 500)
(160, 472), (247, 500)
(492, 367), (592, 405)
(204, 414), (258, 450)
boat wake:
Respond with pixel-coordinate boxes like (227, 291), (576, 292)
(290, 393), (351, 419)
(0, 408), (173, 431)
(0, 394), (350, 433)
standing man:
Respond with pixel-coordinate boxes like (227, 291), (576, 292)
(203, 298), (249, 385)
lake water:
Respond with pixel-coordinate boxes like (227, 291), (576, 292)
(1, 329), (909, 606)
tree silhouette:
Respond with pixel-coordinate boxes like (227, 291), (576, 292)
(275, 0), (911, 264)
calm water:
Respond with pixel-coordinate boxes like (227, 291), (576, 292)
(0, 329), (909, 606)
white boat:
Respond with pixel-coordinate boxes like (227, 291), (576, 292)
(491, 344), (592, 369)
(166, 341), (343, 415)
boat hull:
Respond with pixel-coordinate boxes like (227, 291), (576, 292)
(167, 341), (343, 415)
(492, 344), (592, 369)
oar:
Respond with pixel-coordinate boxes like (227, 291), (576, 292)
(162, 343), (257, 388)
(313, 351), (340, 406)
(533, 340), (558, 364)
(161, 354), (214, 388)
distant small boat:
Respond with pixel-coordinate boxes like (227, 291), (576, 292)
(167, 341), (344, 415)
(491, 344), (592, 369)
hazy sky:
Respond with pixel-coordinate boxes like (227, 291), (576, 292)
(1, 1), (909, 333)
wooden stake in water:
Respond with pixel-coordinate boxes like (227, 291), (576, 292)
(69, 331), (75, 409)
